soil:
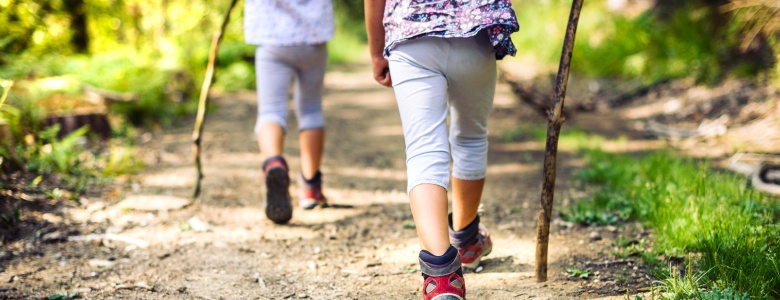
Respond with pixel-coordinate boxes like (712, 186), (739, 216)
(2, 64), (678, 299)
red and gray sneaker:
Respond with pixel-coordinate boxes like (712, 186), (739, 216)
(263, 156), (292, 224)
(419, 248), (466, 300)
(449, 215), (493, 270)
(458, 224), (492, 269)
(298, 171), (328, 209)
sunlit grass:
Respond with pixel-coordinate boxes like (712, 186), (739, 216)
(568, 145), (780, 298)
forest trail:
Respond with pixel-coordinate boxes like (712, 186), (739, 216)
(1, 64), (650, 299)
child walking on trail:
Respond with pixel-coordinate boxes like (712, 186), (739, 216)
(364, 0), (519, 298)
(244, 0), (334, 224)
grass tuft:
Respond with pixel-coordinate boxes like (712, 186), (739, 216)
(571, 148), (780, 298)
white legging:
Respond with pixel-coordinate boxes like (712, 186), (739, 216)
(254, 44), (327, 133)
(388, 31), (497, 193)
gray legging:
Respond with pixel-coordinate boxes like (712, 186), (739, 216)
(254, 44), (327, 133)
(388, 31), (497, 193)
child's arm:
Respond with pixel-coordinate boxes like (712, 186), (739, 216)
(364, 0), (392, 87)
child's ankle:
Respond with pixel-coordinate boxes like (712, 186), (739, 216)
(262, 155), (288, 172)
(301, 171), (322, 184)
(448, 213), (480, 248)
(419, 246), (462, 279)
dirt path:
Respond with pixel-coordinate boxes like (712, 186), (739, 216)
(1, 64), (652, 299)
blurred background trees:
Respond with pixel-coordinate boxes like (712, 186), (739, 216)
(0, 0), (778, 177)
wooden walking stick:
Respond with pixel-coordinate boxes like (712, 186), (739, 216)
(192, 0), (240, 199)
(535, 0), (584, 282)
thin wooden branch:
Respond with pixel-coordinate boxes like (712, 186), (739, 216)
(535, 0), (584, 282)
(192, 0), (239, 199)
(497, 70), (557, 119)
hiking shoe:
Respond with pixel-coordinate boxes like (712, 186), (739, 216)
(449, 215), (493, 270)
(263, 156), (292, 224)
(420, 248), (466, 300)
(456, 224), (492, 269)
(298, 171), (328, 209)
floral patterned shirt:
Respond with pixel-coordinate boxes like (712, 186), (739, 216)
(244, 0), (334, 46)
(383, 0), (519, 59)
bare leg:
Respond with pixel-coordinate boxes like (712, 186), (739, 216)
(451, 178), (485, 231)
(409, 184), (451, 256)
(299, 128), (324, 179)
(258, 122), (285, 160)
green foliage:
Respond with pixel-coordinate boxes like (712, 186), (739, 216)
(513, 0), (774, 83)
(0, 79), (141, 180)
(567, 266), (592, 279)
(562, 192), (634, 225)
(612, 235), (649, 259)
(100, 143), (143, 176)
(701, 286), (751, 300)
(24, 125), (88, 174)
(575, 148), (780, 298)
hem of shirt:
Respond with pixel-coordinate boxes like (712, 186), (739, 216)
(383, 23), (518, 58)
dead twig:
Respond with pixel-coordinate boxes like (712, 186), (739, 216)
(536, 0), (584, 282)
(192, 0), (240, 198)
(497, 70), (554, 118)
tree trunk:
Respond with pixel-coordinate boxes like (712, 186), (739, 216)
(63, 0), (89, 53)
(44, 110), (112, 140)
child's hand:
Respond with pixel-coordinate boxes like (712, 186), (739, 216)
(372, 57), (392, 87)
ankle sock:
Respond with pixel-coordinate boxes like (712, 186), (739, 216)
(419, 246), (462, 279)
(301, 171), (322, 186)
(262, 155), (288, 172)
(449, 213), (480, 248)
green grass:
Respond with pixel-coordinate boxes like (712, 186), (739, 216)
(569, 148), (780, 298)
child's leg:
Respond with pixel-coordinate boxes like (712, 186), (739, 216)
(255, 46), (294, 160)
(388, 38), (453, 255)
(298, 130), (324, 178)
(292, 44), (328, 180)
(446, 31), (497, 229)
(451, 178), (485, 230)
(390, 37), (468, 299)
(440, 32), (496, 269)
(283, 44), (328, 209)
(255, 45), (298, 224)
(410, 185), (450, 255)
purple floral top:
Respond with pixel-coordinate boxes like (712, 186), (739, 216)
(383, 0), (520, 59)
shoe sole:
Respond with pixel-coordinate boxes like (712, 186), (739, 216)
(265, 167), (292, 224)
(462, 244), (492, 270)
(431, 294), (464, 300)
(299, 198), (328, 210)
(299, 199), (319, 210)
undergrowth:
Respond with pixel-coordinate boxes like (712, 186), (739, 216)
(513, 0), (778, 85)
(568, 148), (780, 298)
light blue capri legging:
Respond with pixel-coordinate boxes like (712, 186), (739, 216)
(388, 31), (497, 193)
(254, 44), (327, 133)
